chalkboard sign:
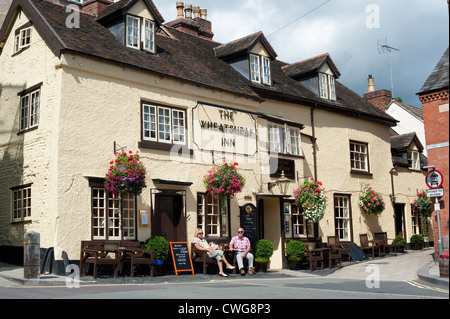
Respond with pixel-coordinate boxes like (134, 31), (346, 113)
(169, 242), (194, 276)
(240, 204), (257, 245)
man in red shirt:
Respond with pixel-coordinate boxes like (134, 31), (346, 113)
(229, 227), (254, 275)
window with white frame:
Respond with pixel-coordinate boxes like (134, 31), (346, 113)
(91, 188), (136, 240)
(407, 150), (420, 170)
(268, 124), (302, 156)
(334, 195), (351, 241)
(319, 73), (336, 101)
(284, 202), (310, 238)
(197, 193), (229, 239)
(11, 184), (32, 222)
(250, 54), (271, 85)
(126, 15), (155, 53)
(142, 103), (186, 145)
(350, 141), (369, 172)
(19, 85), (40, 132)
(14, 27), (31, 54)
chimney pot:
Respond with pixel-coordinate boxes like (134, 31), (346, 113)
(368, 74), (375, 92)
(193, 5), (200, 18)
(200, 8), (207, 19)
(176, 2), (184, 19)
(184, 3), (193, 19)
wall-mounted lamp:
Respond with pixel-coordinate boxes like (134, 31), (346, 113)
(268, 171), (291, 195)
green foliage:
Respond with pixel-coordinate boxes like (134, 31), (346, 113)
(253, 239), (274, 261)
(410, 234), (424, 244)
(144, 236), (169, 260)
(392, 236), (406, 247)
(285, 240), (305, 260)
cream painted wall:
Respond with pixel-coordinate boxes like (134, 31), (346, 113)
(0, 9), (62, 248)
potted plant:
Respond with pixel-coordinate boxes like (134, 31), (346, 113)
(411, 191), (432, 240)
(253, 239), (274, 272)
(144, 236), (169, 275)
(105, 150), (147, 196)
(285, 240), (305, 270)
(359, 185), (385, 216)
(410, 234), (424, 250)
(438, 249), (449, 278)
(293, 178), (327, 223)
(392, 236), (406, 253)
(203, 159), (246, 213)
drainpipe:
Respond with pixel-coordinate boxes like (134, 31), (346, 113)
(390, 166), (397, 203)
(311, 103), (318, 181)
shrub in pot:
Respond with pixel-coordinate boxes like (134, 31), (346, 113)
(253, 239), (274, 272)
(144, 236), (169, 274)
(392, 236), (406, 253)
(410, 234), (424, 250)
(285, 240), (305, 270)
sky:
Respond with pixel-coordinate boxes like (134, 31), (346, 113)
(0, 0), (448, 107)
(154, 0), (449, 108)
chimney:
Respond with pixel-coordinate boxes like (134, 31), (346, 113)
(82, 0), (114, 17)
(165, 2), (214, 40)
(363, 75), (392, 112)
(176, 2), (184, 19)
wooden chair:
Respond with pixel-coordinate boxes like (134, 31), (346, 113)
(305, 244), (325, 271)
(359, 234), (380, 259)
(374, 232), (397, 256)
(191, 243), (217, 275)
(120, 241), (155, 277)
(327, 236), (352, 262)
(80, 240), (120, 279)
(326, 237), (342, 269)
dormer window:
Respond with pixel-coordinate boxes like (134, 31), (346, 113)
(126, 15), (155, 53)
(13, 26), (31, 54)
(319, 73), (336, 101)
(250, 54), (271, 85)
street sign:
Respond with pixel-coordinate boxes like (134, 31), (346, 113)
(426, 188), (444, 198)
(426, 170), (444, 189)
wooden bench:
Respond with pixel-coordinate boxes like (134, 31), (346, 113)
(80, 240), (120, 279)
(191, 243), (217, 275)
(119, 240), (155, 277)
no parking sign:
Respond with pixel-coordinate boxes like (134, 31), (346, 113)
(426, 170), (444, 189)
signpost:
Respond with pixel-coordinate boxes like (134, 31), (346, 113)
(425, 169), (444, 254)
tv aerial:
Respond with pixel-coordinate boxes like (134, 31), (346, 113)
(377, 38), (400, 97)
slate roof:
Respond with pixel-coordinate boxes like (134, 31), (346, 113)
(282, 53), (341, 79)
(0, 0), (397, 126)
(418, 47), (449, 95)
(390, 130), (427, 167)
(214, 31), (277, 60)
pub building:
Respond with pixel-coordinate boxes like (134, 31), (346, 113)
(0, 0), (429, 274)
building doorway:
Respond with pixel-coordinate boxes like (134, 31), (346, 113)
(394, 203), (406, 238)
(153, 191), (186, 243)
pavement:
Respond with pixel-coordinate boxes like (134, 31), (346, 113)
(0, 247), (448, 289)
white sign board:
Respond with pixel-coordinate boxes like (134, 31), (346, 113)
(426, 188), (444, 198)
(193, 103), (257, 156)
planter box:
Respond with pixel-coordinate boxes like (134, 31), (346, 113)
(411, 243), (423, 250)
(439, 259), (449, 278)
(255, 260), (269, 272)
(287, 258), (302, 270)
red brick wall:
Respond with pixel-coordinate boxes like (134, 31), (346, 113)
(420, 88), (449, 253)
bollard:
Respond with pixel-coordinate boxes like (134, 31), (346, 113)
(24, 231), (40, 279)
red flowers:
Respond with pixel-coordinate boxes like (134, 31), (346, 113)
(105, 150), (147, 196)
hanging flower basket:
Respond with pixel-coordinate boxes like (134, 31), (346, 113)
(105, 150), (147, 196)
(359, 185), (385, 216)
(411, 191), (433, 217)
(293, 178), (328, 223)
(203, 160), (246, 213)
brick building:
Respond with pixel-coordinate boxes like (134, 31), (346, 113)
(418, 47), (449, 254)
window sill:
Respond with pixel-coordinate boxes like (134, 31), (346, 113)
(138, 140), (193, 155)
(350, 170), (373, 177)
(17, 126), (38, 135)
